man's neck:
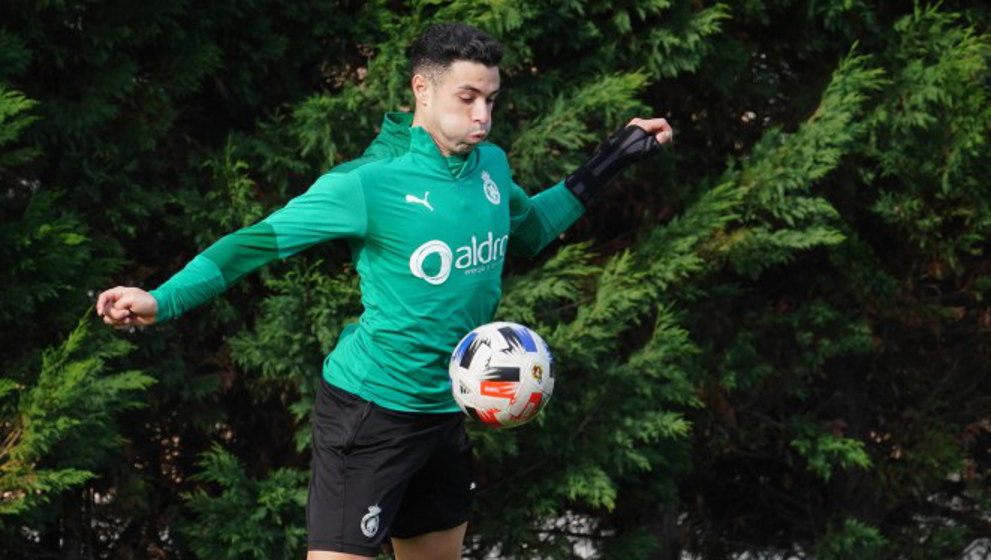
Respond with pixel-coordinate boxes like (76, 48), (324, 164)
(411, 112), (454, 157)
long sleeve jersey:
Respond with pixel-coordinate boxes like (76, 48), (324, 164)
(151, 112), (585, 413)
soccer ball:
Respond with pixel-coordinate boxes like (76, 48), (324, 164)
(449, 321), (555, 428)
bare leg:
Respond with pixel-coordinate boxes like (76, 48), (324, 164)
(391, 522), (468, 560)
(306, 551), (373, 560)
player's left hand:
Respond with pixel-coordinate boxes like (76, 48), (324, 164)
(563, 115), (674, 206)
(628, 117), (673, 146)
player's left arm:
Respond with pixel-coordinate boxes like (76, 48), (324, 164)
(508, 117), (673, 256)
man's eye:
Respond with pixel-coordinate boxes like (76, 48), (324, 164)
(459, 96), (473, 104)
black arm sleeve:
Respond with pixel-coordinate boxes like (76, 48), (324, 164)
(564, 124), (662, 207)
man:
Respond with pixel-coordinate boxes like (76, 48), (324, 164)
(97, 23), (672, 560)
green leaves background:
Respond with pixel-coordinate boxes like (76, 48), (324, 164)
(1, 1), (988, 558)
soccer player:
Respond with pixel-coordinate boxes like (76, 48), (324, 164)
(97, 23), (672, 560)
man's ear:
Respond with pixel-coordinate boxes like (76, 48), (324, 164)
(411, 73), (431, 108)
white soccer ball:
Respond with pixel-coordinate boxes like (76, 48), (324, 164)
(449, 321), (555, 429)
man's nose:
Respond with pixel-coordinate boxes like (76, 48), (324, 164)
(472, 100), (491, 124)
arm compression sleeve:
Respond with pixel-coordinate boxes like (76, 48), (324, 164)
(150, 172), (366, 321)
(508, 181), (586, 257)
(564, 124), (661, 207)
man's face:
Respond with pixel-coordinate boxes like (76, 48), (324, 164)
(413, 60), (500, 156)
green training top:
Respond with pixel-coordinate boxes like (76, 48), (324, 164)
(151, 112), (585, 413)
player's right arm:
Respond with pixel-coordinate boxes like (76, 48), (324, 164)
(96, 172), (366, 327)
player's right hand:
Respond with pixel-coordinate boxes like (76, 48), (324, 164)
(96, 286), (158, 329)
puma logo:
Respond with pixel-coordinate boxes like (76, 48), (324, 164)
(405, 192), (433, 211)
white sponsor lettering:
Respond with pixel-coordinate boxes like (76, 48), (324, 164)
(409, 240), (453, 285)
(410, 232), (509, 285)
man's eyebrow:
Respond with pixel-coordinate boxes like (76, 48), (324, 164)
(457, 85), (500, 96)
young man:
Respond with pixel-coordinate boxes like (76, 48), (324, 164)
(97, 23), (672, 560)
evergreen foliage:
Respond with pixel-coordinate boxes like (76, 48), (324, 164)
(0, 319), (153, 529)
(1, 1), (988, 558)
(179, 444), (306, 560)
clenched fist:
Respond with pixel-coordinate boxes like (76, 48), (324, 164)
(96, 286), (158, 329)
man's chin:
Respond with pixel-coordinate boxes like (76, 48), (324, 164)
(463, 135), (488, 148)
(452, 140), (481, 154)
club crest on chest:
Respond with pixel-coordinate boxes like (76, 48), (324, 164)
(481, 170), (500, 205)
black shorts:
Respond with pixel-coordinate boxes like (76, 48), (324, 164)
(306, 378), (474, 556)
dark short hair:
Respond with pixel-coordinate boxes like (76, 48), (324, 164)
(407, 23), (503, 78)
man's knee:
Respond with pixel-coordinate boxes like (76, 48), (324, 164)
(306, 550), (374, 560)
(391, 522), (468, 560)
